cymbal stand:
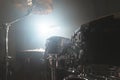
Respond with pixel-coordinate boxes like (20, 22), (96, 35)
(47, 54), (58, 80)
(4, 13), (30, 80)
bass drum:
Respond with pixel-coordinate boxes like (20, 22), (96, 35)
(71, 14), (120, 66)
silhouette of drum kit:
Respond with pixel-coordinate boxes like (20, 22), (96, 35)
(20, 13), (120, 80)
(4, 0), (120, 79)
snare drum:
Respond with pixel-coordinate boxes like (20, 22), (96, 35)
(45, 36), (72, 54)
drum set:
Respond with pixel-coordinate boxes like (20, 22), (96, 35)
(15, 14), (120, 80)
(43, 14), (120, 80)
(44, 36), (120, 80)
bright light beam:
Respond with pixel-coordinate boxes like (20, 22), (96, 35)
(37, 25), (61, 36)
(30, 15), (62, 47)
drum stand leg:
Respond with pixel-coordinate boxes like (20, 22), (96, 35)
(48, 54), (58, 80)
(51, 65), (56, 80)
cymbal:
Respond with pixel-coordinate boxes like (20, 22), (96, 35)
(11, 0), (53, 14)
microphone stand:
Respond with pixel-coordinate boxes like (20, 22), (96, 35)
(4, 12), (30, 80)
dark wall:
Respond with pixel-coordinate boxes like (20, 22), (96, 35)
(0, 25), (6, 80)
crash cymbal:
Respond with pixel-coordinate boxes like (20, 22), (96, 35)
(11, 0), (53, 14)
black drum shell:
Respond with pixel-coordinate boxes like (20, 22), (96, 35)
(72, 14), (120, 66)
